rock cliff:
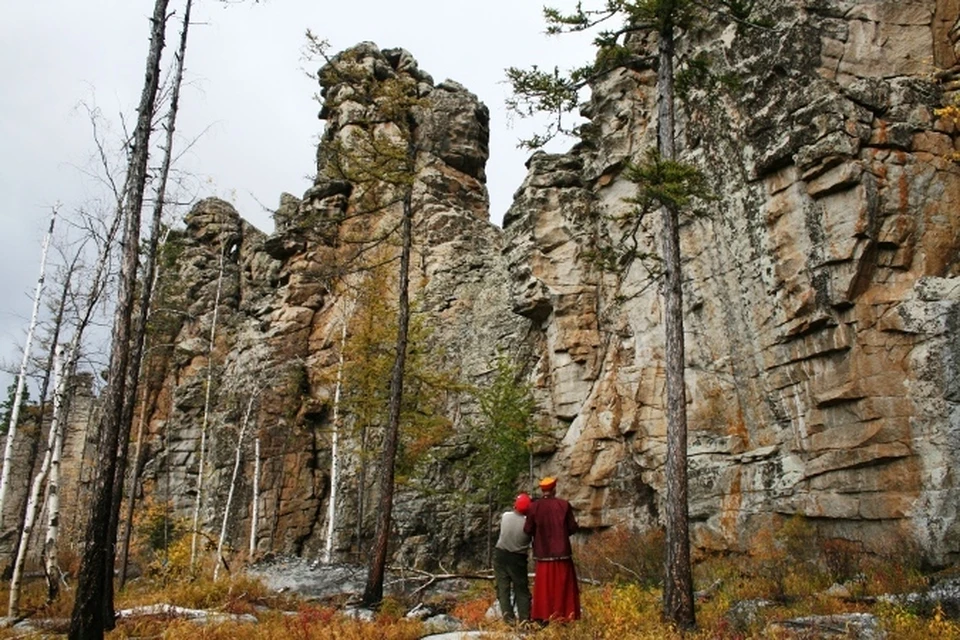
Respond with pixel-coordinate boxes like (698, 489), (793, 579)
(37, 0), (960, 572)
(504, 0), (960, 563)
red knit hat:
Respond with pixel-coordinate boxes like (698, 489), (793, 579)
(514, 492), (532, 514)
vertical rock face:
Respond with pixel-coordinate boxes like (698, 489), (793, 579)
(48, 1), (960, 571)
(503, 0), (960, 562)
(127, 42), (527, 570)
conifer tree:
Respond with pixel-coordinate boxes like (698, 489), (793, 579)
(336, 258), (453, 577)
(305, 39), (460, 604)
(469, 355), (536, 563)
(508, 0), (767, 628)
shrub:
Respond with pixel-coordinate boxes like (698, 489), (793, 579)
(820, 537), (864, 585)
(451, 594), (493, 628)
(745, 514), (823, 601)
(128, 498), (198, 580)
(574, 525), (665, 587)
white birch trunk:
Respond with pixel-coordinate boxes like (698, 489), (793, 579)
(190, 247), (225, 569)
(42, 345), (67, 600)
(0, 207), (57, 528)
(249, 435), (260, 559)
(213, 393), (255, 581)
(8, 344), (64, 617)
(323, 318), (348, 564)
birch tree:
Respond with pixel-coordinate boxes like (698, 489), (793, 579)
(1, 241), (80, 581)
(323, 312), (349, 564)
(7, 346), (63, 618)
(39, 246), (86, 602)
(0, 205), (56, 529)
(41, 348), (68, 604)
(41, 352), (69, 602)
(249, 433), (260, 558)
(8, 205), (119, 615)
(190, 244), (226, 570)
(213, 390), (258, 580)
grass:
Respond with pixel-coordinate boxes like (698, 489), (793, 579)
(0, 566), (958, 639)
(1, 518), (959, 639)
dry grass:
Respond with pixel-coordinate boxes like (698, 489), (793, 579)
(0, 570), (957, 640)
(1, 519), (958, 640)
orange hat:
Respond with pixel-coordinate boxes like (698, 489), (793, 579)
(514, 492), (531, 514)
(538, 476), (557, 490)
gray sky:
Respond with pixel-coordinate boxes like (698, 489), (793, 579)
(0, 0), (592, 396)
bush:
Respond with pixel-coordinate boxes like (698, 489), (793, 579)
(574, 525), (665, 587)
(128, 498), (199, 580)
(820, 537), (864, 585)
(745, 514), (826, 601)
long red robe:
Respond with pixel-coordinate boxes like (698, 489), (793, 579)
(523, 495), (581, 622)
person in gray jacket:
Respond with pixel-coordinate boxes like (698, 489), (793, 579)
(493, 493), (532, 622)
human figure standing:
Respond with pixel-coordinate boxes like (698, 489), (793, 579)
(523, 476), (580, 622)
(494, 493), (532, 622)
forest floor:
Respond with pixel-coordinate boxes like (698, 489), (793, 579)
(2, 555), (960, 639)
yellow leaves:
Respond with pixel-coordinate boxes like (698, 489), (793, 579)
(934, 103), (960, 163)
(935, 104), (960, 123)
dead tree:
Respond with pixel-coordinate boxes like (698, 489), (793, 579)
(0, 206), (56, 529)
(69, 0), (171, 636)
(109, 0), (194, 604)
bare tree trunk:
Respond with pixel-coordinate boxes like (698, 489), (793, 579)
(213, 392), (256, 580)
(190, 246), (225, 570)
(323, 316), (348, 564)
(361, 161), (414, 606)
(355, 424), (367, 562)
(14, 203), (122, 609)
(42, 346), (68, 603)
(117, 382), (151, 589)
(117, 229), (172, 591)
(657, 21), (694, 631)
(109, 0), (193, 606)
(7, 346), (64, 618)
(69, 1), (170, 637)
(3, 247), (78, 581)
(249, 435), (260, 558)
(0, 206), (56, 529)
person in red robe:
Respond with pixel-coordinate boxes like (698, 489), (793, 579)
(523, 476), (581, 623)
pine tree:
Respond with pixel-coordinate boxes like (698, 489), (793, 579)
(306, 40), (434, 606)
(508, 1), (769, 628)
(469, 355), (536, 564)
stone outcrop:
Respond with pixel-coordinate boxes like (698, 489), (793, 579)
(38, 0), (960, 572)
(503, 0), (960, 562)
(122, 43), (527, 570)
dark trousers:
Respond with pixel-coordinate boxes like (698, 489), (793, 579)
(494, 547), (530, 621)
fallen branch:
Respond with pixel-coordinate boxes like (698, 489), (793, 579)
(116, 603), (256, 625)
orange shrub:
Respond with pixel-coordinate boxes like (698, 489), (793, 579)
(451, 595), (493, 627)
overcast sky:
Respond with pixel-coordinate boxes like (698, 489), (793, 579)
(0, 0), (593, 397)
